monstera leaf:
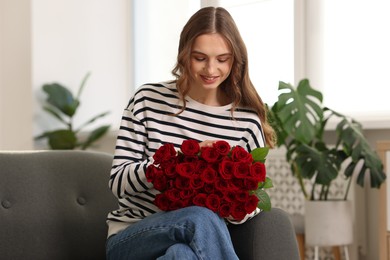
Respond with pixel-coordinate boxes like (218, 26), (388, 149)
(295, 143), (343, 185)
(272, 79), (323, 144)
(337, 118), (386, 188)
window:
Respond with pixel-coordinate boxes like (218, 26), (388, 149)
(218, 0), (295, 105)
(320, 0), (390, 127)
(133, 0), (200, 88)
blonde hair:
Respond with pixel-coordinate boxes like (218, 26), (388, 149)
(171, 7), (275, 147)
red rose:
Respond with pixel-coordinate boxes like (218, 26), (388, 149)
(205, 194), (221, 212)
(196, 160), (208, 173)
(219, 158), (234, 179)
(200, 147), (220, 163)
(166, 179), (174, 190)
(245, 195), (259, 213)
(181, 139), (200, 156)
(169, 199), (189, 211)
(193, 193), (207, 206)
(180, 189), (195, 199)
(250, 162), (266, 182)
(154, 193), (170, 211)
(236, 190), (249, 202)
(183, 155), (198, 163)
(163, 162), (178, 178)
(219, 203), (231, 218)
(200, 166), (217, 184)
(190, 177), (204, 190)
(153, 174), (168, 191)
(165, 188), (181, 201)
(223, 190), (237, 202)
(175, 176), (191, 190)
(213, 140), (231, 156)
(231, 178), (245, 190)
(243, 178), (259, 190)
(231, 146), (253, 163)
(233, 161), (250, 178)
(215, 178), (229, 191)
(176, 162), (196, 178)
(203, 183), (215, 194)
(153, 143), (176, 164)
(146, 164), (161, 182)
(231, 202), (247, 221)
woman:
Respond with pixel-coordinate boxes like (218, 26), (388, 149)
(106, 6), (275, 259)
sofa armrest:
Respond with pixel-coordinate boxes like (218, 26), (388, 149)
(228, 208), (300, 260)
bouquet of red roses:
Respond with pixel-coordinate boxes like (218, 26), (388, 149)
(146, 140), (272, 221)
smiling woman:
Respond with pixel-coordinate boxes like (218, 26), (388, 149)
(188, 34), (233, 106)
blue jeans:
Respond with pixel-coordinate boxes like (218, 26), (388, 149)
(106, 206), (239, 260)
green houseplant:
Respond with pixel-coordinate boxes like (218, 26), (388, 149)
(268, 78), (386, 201)
(35, 72), (111, 150)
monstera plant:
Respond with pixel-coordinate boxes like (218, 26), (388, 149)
(35, 72), (110, 150)
(268, 79), (386, 200)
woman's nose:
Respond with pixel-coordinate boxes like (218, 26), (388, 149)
(205, 60), (216, 74)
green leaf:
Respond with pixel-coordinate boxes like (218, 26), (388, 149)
(262, 177), (274, 189)
(76, 72), (91, 100)
(336, 118), (386, 188)
(79, 125), (110, 150)
(273, 79), (323, 144)
(46, 129), (77, 149)
(255, 189), (271, 211)
(295, 144), (341, 185)
(250, 147), (269, 162)
(43, 83), (79, 117)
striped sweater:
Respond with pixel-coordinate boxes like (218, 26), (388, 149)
(106, 82), (266, 237)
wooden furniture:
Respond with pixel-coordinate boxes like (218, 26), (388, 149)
(377, 141), (390, 260)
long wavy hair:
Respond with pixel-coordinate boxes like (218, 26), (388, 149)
(171, 7), (275, 147)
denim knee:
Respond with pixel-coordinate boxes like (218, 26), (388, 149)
(177, 206), (227, 232)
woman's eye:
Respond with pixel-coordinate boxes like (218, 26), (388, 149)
(217, 56), (231, 63)
(194, 57), (205, 61)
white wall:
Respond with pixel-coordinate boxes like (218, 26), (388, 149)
(32, 0), (132, 145)
(0, 0), (33, 150)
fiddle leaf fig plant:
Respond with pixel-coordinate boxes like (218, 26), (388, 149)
(268, 79), (386, 200)
(35, 72), (110, 150)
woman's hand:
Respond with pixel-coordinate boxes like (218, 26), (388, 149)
(199, 140), (217, 148)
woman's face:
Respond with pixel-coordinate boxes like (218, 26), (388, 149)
(189, 33), (233, 93)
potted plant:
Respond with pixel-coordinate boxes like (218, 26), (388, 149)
(267, 78), (386, 247)
(35, 72), (111, 150)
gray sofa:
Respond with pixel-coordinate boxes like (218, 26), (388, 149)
(0, 150), (299, 260)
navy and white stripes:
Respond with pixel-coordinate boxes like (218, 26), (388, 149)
(106, 82), (266, 237)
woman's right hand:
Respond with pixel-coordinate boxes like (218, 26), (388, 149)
(199, 140), (217, 148)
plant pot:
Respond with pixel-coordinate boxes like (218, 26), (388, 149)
(304, 200), (353, 246)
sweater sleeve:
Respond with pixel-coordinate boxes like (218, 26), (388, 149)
(108, 98), (154, 199)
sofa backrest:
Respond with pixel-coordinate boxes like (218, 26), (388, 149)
(0, 150), (117, 260)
